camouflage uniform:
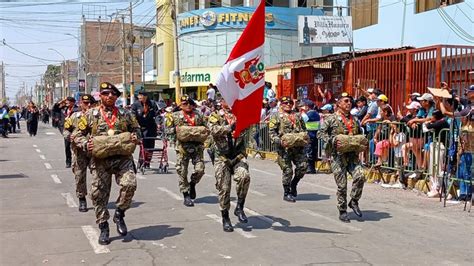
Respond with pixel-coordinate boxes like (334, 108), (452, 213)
(269, 111), (307, 187)
(166, 109), (206, 194)
(208, 110), (250, 211)
(317, 113), (365, 212)
(65, 111), (90, 199)
(74, 106), (141, 224)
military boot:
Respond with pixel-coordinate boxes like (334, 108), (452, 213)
(221, 210), (234, 232)
(283, 185), (296, 202)
(339, 211), (350, 223)
(78, 197), (88, 212)
(183, 192), (194, 207)
(98, 222), (110, 245)
(290, 177), (301, 197)
(348, 199), (363, 217)
(189, 182), (197, 199)
(113, 208), (128, 236)
(234, 198), (248, 223)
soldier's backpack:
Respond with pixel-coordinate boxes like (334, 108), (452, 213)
(334, 134), (368, 154)
(281, 132), (309, 148)
(92, 132), (137, 159)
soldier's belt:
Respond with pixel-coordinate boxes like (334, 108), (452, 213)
(92, 132), (136, 159)
(176, 126), (209, 143)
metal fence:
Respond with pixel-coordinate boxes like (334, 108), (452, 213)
(245, 121), (456, 185)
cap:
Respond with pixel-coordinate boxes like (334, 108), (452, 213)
(406, 101), (421, 110)
(81, 94), (93, 102)
(377, 94), (388, 102)
(269, 97), (278, 103)
(280, 96), (292, 104)
(468, 85), (474, 92)
(66, 96), (76, 102)
(367, 88), (375, 93)
(417, 93), (434, 102)
(409, 92), (421, 97)
(180, 94), (195, 106)
(337, 92), (353, 101)
(100, 82), (121, 96)
(321, 104), (333, 111)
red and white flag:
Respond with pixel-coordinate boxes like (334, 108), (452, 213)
(216, 0), (265, 138)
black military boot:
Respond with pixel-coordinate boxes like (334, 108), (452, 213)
(189, 182), (196, 199)
(306, 160), (316, 174)
(234, 198), (248, 223)
(221, 210), (234, 232)
(183, 192), (194, 207)
(98, 222), (110, 245)
(339, 211), (350, 223)
(78, 197), (88, 212)
(113, 208), (128, 236)
(348, 199), (362, 217)
(283, 185), (296, 202)
(290, 177), (301, 197)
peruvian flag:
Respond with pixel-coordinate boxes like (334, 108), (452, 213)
(216, 0), (265, 138)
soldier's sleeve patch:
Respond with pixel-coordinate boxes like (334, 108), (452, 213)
(165, 116), (173, 127)
(209, 114), (218, 124)
(64, 118), (72, 130)
(269, 118), (277, 128)
(78, 116), (87, 130)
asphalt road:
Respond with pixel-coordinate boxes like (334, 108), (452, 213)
(1, 121), (473, 265)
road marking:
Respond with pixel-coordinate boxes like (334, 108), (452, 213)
(39, 155), (46, 160)
(218, 254), (232, 259)
(301, 209), (361, 232)
(157, 187), (182, 200)
(248, 189), (266, 197)
(50, 174), (62, 184)
(206, 214), (257, 239)
(169, 161), (176, 165)
(301, 181), (336, 193)
(33, 145), (38, 148)
(45, 132), (56, 135)
(251, 168), (278, 176)
(81, 226), (111, 254)
(35, 149), (41, 153)
(44, 163), (52, 169)
(61, 193), (78, 208)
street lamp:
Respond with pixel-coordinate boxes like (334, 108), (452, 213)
(48, 48), (67, 99)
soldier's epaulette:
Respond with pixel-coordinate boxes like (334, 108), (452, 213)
(209, 112), (220, 124)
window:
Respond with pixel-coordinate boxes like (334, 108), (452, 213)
(157, 44), (164, 76)
(210, 0), (222, 7)
(298, 0), (307, 7)
(106, 45), (115, 52)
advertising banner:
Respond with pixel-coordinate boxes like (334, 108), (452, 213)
(298, 15), (352, 46)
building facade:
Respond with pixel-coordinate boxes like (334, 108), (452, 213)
(80, 21), (154, 94)
(154, 0), (334, 100)
(0, 62), (5, 103)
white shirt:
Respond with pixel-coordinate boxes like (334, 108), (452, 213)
(206, 87), (216, 100)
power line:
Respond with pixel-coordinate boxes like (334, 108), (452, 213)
(2, 40), (64, 62)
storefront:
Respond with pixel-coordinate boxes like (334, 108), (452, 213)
(169, 67), (222, 100)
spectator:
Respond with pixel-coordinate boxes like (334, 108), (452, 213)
(457, 85), (473, 201)
(207, 83), (216, 102)
(0, 104), (8, 138)
(389, 120), (407, 188)
(264, 82), (276, 100)
(408, 92), (421, 105)
(352, 96), (368, 120)
(374, 105), (395, 167)
(8, 106), (17, 133)
(268, 97), (279, 116)
(361, 88), (382, 162)
(26, 101), (39, 137)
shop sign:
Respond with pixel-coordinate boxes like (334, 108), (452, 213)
(178, 7), (323, 35)
(169, 69), (220, 87)
(298, 15), (352, 46)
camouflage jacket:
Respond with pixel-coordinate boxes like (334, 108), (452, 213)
(166, 109), (206, 151)
(268, 111), (306, 148)
(73, 106), (141, 152)
(317, 112), (362, 155)
(208, 109), (247, 159)
(64, 110), (87, 146)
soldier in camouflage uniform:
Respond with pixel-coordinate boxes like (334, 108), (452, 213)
(318, 92), (364, 223)
(64, 94), (94, 213)
(208, 98), (250, 232)
(74, 82), (141, 245)
(269, 96), (307, 202)
(166, 95), (206, 207)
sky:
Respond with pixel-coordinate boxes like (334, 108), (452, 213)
(1, 0), (473, 103)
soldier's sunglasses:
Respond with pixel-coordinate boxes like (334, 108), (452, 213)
(100, 91), (117, 96)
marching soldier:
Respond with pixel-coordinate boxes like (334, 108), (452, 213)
(208, 98), (250, 232)
(318, 92), (365, 223)
(166, 95), (206, 207)
(74, 82), (141, 245)
(64, 94), (94, 212)
(269, 96), (307, 202)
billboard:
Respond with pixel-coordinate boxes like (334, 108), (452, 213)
(298, 16), (353, 46)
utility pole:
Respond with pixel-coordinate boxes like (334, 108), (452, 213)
(83, 15), (89, 94)
(121, 15), (127, 107)
(401, 0), (407, 46)
(171, 0), (181, 104)
(129, 1), (135, 105)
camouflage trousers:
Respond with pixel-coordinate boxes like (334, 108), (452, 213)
(277, 147), (307, 185)
(90, 155), (137, 224)
(176, 150), (205, 194)
(214, 157), (250, 211)
(72, 148), (91, 198)
(330, 154), (365, 212)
